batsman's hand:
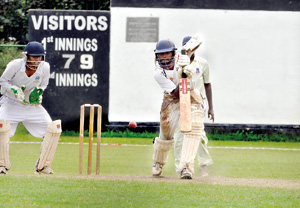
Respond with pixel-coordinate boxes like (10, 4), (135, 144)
(177, 67), (183, 79)
(29, 87), (43, 105)
(183, 65), (194, 79)
(177, 65), (194, 79)
(177, 54), (190, 67)
(11, 85), (26, 104)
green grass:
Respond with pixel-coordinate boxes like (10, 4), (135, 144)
(2, 124), (300, 207)
(7, 142), (300, 179)
(1, 176), (299, 208)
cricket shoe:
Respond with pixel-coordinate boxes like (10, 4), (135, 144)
(0, 167), (7, 174)
(36, 167), (54, 174)
(180, 168), (192, 180)
(199, 165), (209, 177)
(152, 162), (163, 176)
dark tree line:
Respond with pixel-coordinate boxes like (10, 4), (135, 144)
(0, 0), (110, 44)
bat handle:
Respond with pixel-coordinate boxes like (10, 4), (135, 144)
(181, 49), (187, 78)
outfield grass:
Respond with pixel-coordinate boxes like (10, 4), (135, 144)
(1, 126), (299, 207)
(1, 176), (299, 208)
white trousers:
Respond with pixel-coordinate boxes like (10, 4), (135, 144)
(0, 101), (52, 138)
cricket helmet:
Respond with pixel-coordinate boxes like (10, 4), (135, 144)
(182, 36), (192, 46)
(154, 39), (177, 54)
(24, 41), (45, 70)
(24, 41), (45, 56)
(154, 39), (177, 68)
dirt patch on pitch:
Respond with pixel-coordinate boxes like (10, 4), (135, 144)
(72, 175), (300, 189)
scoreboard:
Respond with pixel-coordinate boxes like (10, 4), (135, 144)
(28, 10), (110, 130)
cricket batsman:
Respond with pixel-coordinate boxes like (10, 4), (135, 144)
(0, 41), (62, 174)
(152, 36), (205, 179)
(174, 36), (214, 177)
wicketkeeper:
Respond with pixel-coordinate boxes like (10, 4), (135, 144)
(152, 36), (205, 179)
(0, 41), (62, 174)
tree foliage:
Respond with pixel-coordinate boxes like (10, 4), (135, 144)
(0, 0), (110, 44)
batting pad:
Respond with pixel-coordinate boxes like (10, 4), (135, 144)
(0, 119), (10, 169)
(153, 137), (174, 165)
(177, 109), (202, 174)
(37, 120), (62, 170)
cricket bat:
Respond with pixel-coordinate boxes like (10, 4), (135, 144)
(179, 49), (192, 132)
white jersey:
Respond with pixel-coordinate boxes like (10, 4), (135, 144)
(153, 62), (180, 94)
(0, 58), (50, 105)
(190, 55), (210, 99)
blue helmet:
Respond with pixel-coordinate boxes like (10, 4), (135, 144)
(24, 41), (45, 70)
(154, 39), (177, 68)
(25, 41), (45, 56)
(154, 39), (177, 54)
(182, 36), (192, 46)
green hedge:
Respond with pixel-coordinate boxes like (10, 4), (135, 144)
(61, 129), (299, 143)
(0, 40), (24, 73)
(207, 130), (299, 143)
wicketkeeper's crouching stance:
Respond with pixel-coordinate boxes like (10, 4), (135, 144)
(0, 119), (61, 174)
(152, 36), (203, 179)
(0, 41), (62, 174)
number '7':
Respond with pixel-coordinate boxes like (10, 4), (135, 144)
(62, 54), (75, 69)
(62, 54), (93, 69)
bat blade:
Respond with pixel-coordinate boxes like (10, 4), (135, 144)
(179, 77), (192, 132)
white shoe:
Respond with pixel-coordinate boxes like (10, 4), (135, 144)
(180, 168), (192, 180)
(200, 165), (209, 177)
(0, 167), (7, 174)
(152, 162), (163, 176)
(36, 167), (54, 174)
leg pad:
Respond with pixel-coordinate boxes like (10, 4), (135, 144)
(37, 120), (62, 170)
(153, 137), (174, 165)
(0, 119), (10, 169)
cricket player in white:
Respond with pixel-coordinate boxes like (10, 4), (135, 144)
(0, 41), (62, 174)
(174, 36), (214, 177)
(152, 38), (204, 179)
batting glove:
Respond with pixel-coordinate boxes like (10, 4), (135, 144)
(183, 65), (194, 79)
(177, 54), (190, 67)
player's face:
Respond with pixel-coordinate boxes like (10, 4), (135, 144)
(157, 52), (173, 63)
(27, 56), (42, 70)
(156, 51), (175, 70)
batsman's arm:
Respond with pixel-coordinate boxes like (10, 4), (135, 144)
(171, 86), (180, 98)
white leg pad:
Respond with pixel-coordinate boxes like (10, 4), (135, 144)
(177, 135), (200, 175)
(0, 119), (10, 169)
(37, 120), (62, 170)
(177, 109), (202, 175)
(153, 137), (174, 165)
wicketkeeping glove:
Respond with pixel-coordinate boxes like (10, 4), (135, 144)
(11, 85), (26, 104)
(29, 87), (43, 105)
